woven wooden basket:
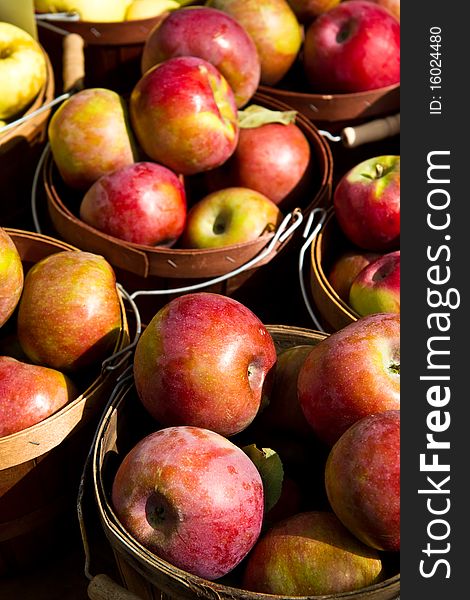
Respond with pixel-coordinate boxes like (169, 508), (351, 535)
(87, 325), (400, 600)
(0, 46), (54, 228)
(0, 229), (131, 575)
(309, 207), (359, 331)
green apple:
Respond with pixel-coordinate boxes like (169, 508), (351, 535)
(34, 0), (132, 22)
(0, 22), (47, 120)
(0, 228), (23, 328)
(48, 87), (137, 190)
(125, 0), (179, 19)
(181, 187), (283, 249)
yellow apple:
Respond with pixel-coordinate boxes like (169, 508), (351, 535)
(0, 22), (47, 120)
(125, 0), (179, 20)
(34, 0), (132, 22)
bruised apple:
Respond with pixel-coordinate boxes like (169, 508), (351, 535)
(133, 293), (277, 436)
(243, 511), (383, 595)
(325, 410), (400, 551)
(0, 356), (76, 437)
(0, 228), (23, 328)
(112, 425), (264, 579)
(17, 251), (122, 372)
(298, 313), (400, 445)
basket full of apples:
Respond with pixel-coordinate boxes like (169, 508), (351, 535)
(200, 0), (400, 127)
(38, 14), (333, 316)
(0, 21), (54, 226)
(83, 293), (400, 599)
(308, 154), (400, 331)
(0, 226), (132, 574)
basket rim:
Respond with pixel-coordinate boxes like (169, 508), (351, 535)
(0, 228), (130, 469)
(258, 81), (400, 103)
(311, 206), (360, 322)
(90, 325), (400, 600)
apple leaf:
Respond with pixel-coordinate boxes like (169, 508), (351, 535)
(242, 444), (284, 513)
(237, 105), (297, 129)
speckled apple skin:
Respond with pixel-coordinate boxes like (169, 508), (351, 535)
(243, 511), (383, 595)
(80, 162), (187, 246)
(334, 155), (400, 251)
(17, 252), (121, 372)
(48, 88), (137, 190)
(141, 6), (261, 108)
(133, 293), (277, 436)
(328, 250), (380, 302)
(208, 0), (302, 86)
(130, 57), (239, 175)
(325, 410), (400, 551)
(349, 250), (400, 315)
(111, 425), (264, 579)
(297, 312), (400, 445)
(0, 228), (23, 328)
(0, 356), (76, 437)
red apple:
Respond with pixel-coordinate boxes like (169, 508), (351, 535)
(207, 0), (303, 86)
(325, 410), (400, 551)
(133, 293), (277, 436)
(112, 425), (264, 579)
(0, 228), (23, 328)
(79, 162), (187, 246)
(297, 313), (400, 445)
(206, 106), (312, 206)
(328, 249), (381, 302)
(130, 56), (239, 176)
(48, 88), (137, 190)
(0, 356), (76, 437)
(17, 251), (122, 372)
(303, 0), (400, 93)
(181, 187), (282, 249)
(287, 0), (341, 24)
(257, 344), (313, 437)
(141, 6), (261, 108)
(362, 0), (400, 21)
(243, 511), (383, 595)
(334, 155), (400, 251)
(349, 250), (400, 316)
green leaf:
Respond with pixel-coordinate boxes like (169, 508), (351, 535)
(243, 444), (284, 513)
(237, 105), (297, 129)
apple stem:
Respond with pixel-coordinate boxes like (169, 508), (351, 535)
(375, 163), (384, 178)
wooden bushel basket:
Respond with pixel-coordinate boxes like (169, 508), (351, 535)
(86, 325), (400, 600)
(0, 229), (131, 575)
(309, 207), (359, 331)
(42, 92), (333, 280)
(0, 47), (54, 228)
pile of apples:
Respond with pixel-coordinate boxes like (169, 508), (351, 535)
(0, 227), (122, 437)
(110, 291), (400, 596)
(326, 154), (400, 317)
(47, 4), (322, 251)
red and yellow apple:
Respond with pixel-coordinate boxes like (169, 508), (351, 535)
(181, 187), (282, 249)
(141, 6), (261, 108)
(0, 228), (23, 328)
(243, 511), (384, 595)
(325, 410), (400, 551)
(303, 0), (400, 93)
(48, 88), (137, 190)
(130, 56), (239, 175)
(0, 22), (47, 121)
(79, 162), (187, 246)
(349, 250), (400, 316)
(297, 312), (400, 445)
(17, 251), (122, 372)
(333, 155), (400, 251)
(0, 356), (76, 437)
(328, 249), (380, 303)
(361, 0), (400, 21)
(207, 0), (303, 86)
(112, 425), (264, 579)
(133, 293), (277, 436)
